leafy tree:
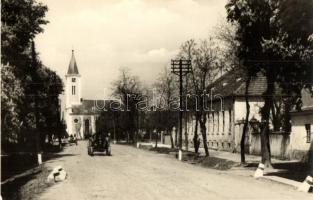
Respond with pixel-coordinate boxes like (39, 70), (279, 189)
(226, 0), (313, 166)
(1, 64), (24, 149)
(214, 20), (240, 71)
(1, 0), (64, 152)
(1, 0), (48, 74)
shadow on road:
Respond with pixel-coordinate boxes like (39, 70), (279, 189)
(266, 162), (310, 182)
(43, 153), (78, 162)
(1, 166), (51, 200)
(241, 161), (310, 182)
(1, 143), (78, 200)
(149, 147), (177, 154)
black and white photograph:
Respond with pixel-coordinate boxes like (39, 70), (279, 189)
(1, 0), (313, 199)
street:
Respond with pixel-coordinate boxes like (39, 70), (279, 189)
(39, 141), (311, 200)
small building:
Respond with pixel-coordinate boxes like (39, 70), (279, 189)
(289, 89), (313, 159)
(64, 50), (101, 139)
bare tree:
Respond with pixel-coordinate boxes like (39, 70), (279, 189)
(112, 68), (142, 143)
(154, 67), (179, 148)
(179, 38), (219, 157)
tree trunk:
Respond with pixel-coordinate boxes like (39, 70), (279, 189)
(241, 77), (251, 164)
(260, 122), (271, 167)
(308, 141), (313, 176)
(199, 114), (209, 157)
(175, 127), (178, 147)
(193, 115), (200, 154)
(260, 74), (274, 167)
(184, 113), (188, 151)
(155, 131), (158, 148)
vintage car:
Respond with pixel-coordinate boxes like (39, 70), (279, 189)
(68, 134), (78, 145)
(87, 132), (111, 156)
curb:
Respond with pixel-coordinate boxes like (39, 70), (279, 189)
(260, 175), (301, 189)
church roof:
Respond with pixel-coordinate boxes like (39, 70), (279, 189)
(71, 99), (118, 115)
(67, 50), (79, 75)
(71, 100), (101, 115)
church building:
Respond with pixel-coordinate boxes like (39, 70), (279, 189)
(64, 50), (101, 139)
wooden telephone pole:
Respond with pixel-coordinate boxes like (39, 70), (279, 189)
(171, 59), (192, 160)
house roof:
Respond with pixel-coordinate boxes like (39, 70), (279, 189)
(67, 50), (79, 75)
(207, 68), (267, 98)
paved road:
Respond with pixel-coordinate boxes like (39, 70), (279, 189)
(39, 141), (311, 200)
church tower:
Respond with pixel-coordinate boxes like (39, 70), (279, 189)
(65, 50), (81, 108)
(64, 50), (82, 136)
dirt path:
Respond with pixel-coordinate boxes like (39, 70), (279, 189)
(38, 141), (311, 200)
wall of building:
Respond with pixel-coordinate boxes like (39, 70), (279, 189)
(249, 132), (290, 159)
(290, 113), (313, 159)
(206, 98), (234, 151)
(240, 112), (313, 160)
(232, 98), (264, 152)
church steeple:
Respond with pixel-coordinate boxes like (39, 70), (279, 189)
(65, 49), (81, 108)
(67, 50), (79, 75)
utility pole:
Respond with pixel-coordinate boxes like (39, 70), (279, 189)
(185, 71), (189, 151)
(171, 59), (192, 160)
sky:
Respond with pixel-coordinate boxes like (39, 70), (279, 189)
(35, 0), (228, 99)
